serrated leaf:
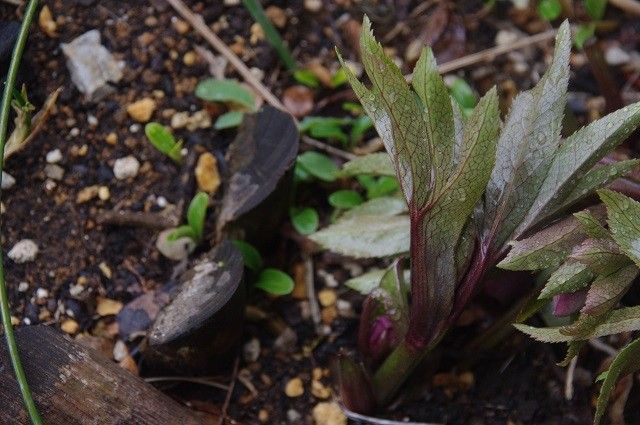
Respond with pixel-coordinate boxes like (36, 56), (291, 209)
(523, 102), (640, 231)
(594, 337), (640, 425)
(557, 340), (586, 367)
(484, 21), (571, 249)
(569, 238), (629, 274)
(340, 153), (395, 177)
(539, 261), (593, 299)
(497, 214), (585, 271)
(574, 209), (609, 239)
(310, 213), (409, 258)
(582, 264), (639, 316)
(516, 305), (640, 342)
(599, 189), (640, 267)
(556, 159), (640, 212)
(346, 268), (411, 295)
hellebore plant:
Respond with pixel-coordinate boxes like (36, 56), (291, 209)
(311, 17), (640, 412)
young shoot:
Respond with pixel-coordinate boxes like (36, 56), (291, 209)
(144, 122), (183, 164)
(232, 240), (294, 295)
(168, 192), (209, 244)
(311, 16), (640, 413)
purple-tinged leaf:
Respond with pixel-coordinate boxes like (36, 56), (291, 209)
(581, 265), (639, 316)
(553, 290), (587, 316)
(539, 261), (593, 299)
(336, 353), (376, 413)
(599, 189), (640, 267)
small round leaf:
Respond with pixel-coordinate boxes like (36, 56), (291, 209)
(255, 268), (294, 295)
(328, 190), (364, 209)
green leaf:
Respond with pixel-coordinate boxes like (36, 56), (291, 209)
(290, 207), (319, 235)
(498, 214), (585, 271)
(574, 209), (609, 239)
(331, 68), (348, 87)
(538, 0), (562, 20)
(539, 261), (594, 299)
(187, 192), (209, 242)
(297, 151), (339, 182)
(293, 69), (320, 88)
(594, 337), (640, 425)
(232, 240), (263, 271)
(515, 305), (640, 342)
(574, 23), (595, 50)
(299, 116), (351, 132)
(342, 196), (408, 218)
(350, 115), (373, 144)
(195, 79), (255, 109)
(582, 264), (638, 316)
(585, 0), (607, 20)
(254, 268), (294, 295)
(167, 224), (197, 242)
(215, 111), (245, 129)
(144, 122), (183, 163)
(569, 238), (630, 274)
(345, 268), (387, 294)
(556, 159), (640, 212)
(448, 77), (477, 112)
(485, 21), (571, 248)
(338, 17), (434, 208)
(522, 101), (640, 232)
(341, 153), (395, 177)
(599, 189), (640, 267)
(242, 0), (296, 70)
(365, 176), (400, 199)
(309, 213), (409, 258)
(329, 190), (364, 209)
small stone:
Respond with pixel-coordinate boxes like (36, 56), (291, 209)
(70, 127), (80, 137)
(495, 30), (518, 46)
(98, 186), (110, 201)
(258, 409), (269, 423)
(113, 156), (140, 180)
(183, 51), (197, 66)
(317, 289), (336, 307)
(39, 6), (58, 37)
(250, 23), (265, 45)
(113, 340), (128, 362)
(2, 171), (15, 189)
(195, 152), (221, 194)
(61, 319), (80, 334)
(18, 282), (29, 292)
(304, 0), (322, 12)
(172, 18), (190, 35)
(157, 196), (168, 208)
(321, 306), (337, 324)
(36, 288), (49, 300)
(76, 185), (99, 203)
(243, 337), (261, 362)
(287, 409), (302, 422)
(97, 298), (123, 316)
(8, 239), (39, 263)
(170, 111), (189, 129)
(266, 6), (287, 28)
(311, 380), (331, 399)
(46, 148), (63, 164)
(44, 164), (65, 181)
(126, 98), (156, 122)
(224, 0), (240, 5)
(282, 85), (314, 118)
(61, 30), (123, 100)
(285, 377), (304, 397)
(87, 114), (98, 126)
(98, 261), (112, 278)
(312, 402), (347, 425)
(105, 132), (117, 145)
(605, 45), (631, 66)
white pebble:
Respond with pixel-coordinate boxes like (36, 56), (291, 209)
(46, 149), (63, 164)
(87, 114), (98, 126)
(605, 46), (631, 66)
(36, 288), (49, 299)
(1, 171), (16, 189)
(70, 127), (80, 137)
(8, 239), (39, 263)
(18, 282), (29, 292)
(156, 196), (168, 208)
(113, 156), (140, 180)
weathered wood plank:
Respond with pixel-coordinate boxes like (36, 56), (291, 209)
(0, 325), (204, 424)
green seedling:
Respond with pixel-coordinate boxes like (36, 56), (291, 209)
(168, 192), (209, 243)
(144, 122), (183, 164)
(290, 206), (319, 235)
(195, 79), (256, 129)
(232, 240), (294, 295)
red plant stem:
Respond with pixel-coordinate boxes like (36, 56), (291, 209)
(404, 214), (432, 350)
(450, 246), (490, 322)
